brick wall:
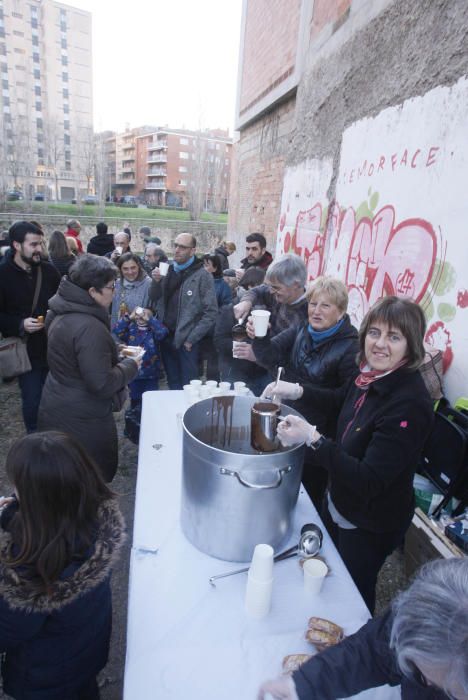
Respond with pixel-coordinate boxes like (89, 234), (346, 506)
(239, 0), (301, 116)
(310, 0), (352, 39)
(228, 96), (296, 257)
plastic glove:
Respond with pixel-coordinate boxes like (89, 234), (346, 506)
(261, 379), (303, 401)
(277, 414), (317, 447)
(257, 675), (299, 700)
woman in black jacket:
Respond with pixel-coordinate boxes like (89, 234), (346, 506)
(266, 296), (434, 612)
(0, 431), (125, 700)
(48, 229), (76, 276)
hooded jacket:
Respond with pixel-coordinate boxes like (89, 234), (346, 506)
(0, 499), (125, 700)
(87, 234), (115, 256)
(38, 278), (137, 481)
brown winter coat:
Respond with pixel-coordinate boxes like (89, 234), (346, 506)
(38, 278), (138, 481)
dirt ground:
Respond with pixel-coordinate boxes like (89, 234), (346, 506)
(0, 379), (408, 699)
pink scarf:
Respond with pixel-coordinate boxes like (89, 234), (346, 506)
(355, 359), (408, 388)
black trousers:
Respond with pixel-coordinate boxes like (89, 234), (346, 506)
(321, 502), (408, 614)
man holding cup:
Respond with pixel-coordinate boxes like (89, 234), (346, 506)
(149, 233), (217, 389)
(107, 231), (131, 263)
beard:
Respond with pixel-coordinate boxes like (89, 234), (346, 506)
(20, 251), (42, 267)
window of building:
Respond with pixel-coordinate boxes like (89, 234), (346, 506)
(12, 11), (22, 18)
(60, 21), (67, 32)
(180, 137), (188, 145)
(63, 103), (69, 114)
(34, 85), (41, 96)
(2, 103), (9, 112)
(0, 45), (5, 56)
(64, 134), (70, 145)
(33, 68), (40, 79)
(35, 101), (42, 112)
(61, 55), (68, 66)
(32, 35), (39, 46)
(62, 87), (69, 98)
(31, 18), (38, 29)
(37, 147), (43, 159)
(64, 119), (69, 130)
(225, 158), (229, 165)
(178, 179), (187, 186)
(215, 143), (220, 150)
(61, 38), (67, 49)
(15, 47), (26, 54)
(179, 166), (187, 173)
(13, 30), (24, 37)
(37, 132), (43, 143)
(33, 52), (40, 62)
(62, 71), (68, 82)
(36, 117), (43, 129)
(2, 78), (7, 89)
(2, 94), (8, 104)
(179, 151), (189, 159)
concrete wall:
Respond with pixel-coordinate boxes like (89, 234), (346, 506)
(229, 0), (468, 400)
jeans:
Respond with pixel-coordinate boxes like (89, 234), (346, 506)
(129, 377), (159, 407)
(18, 367), (48, 433)
(161, 335), (199, 390)
(321, 501), (408, 614)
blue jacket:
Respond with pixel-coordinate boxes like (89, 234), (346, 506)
(213, 277), (232, 308)
(113, 315), (168, 379)
(0, 499), (125, 700)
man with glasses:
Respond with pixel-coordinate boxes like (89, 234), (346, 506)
(0, 221), (60, 431)
(259, 557), (468, 700)
(149, 233), (217, 388)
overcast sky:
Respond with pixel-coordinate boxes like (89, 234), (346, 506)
(70, 0), (242, 135)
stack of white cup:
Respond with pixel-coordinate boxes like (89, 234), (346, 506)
(245, 543), (274, 619)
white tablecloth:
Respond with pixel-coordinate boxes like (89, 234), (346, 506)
(124, 391), (400, 699)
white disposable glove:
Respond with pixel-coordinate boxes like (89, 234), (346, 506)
(257, 675), (300, 700)
(277, 414), (317, 447)
(261, 379), (303, 401)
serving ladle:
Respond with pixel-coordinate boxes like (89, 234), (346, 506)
(209, 523), (323, 586)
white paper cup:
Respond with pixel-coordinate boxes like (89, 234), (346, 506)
(190, 379), (202, 387)
(115, 246), (123, 255)
(245, 573), (272, 619)
(234, 381), (246, 390)
(205, 380), (218, 388)
(219, 381), (231, 392)
(251, 310), (271, 337)
(199, 386), (210, 399)
(232, 341), (244, 357)
(159, 261), (169, 276)
(249, 543), (274, 582)
(303, 558), (328, 594)
(211, 387), (222, 396)
(237, 386), (250, 396)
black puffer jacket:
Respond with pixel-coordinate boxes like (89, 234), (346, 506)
(0, 499), (125, 700)
(253, 315), (359, 432)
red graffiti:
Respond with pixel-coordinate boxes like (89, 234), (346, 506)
(279, 201), (437, 327)
(425, 321), (454, 372)
(457, 289), (468, 308)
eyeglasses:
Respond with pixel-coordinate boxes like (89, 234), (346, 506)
(103, 282), (116, 291)
(173, 242), (193, 250)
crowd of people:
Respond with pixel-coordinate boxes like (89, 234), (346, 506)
(0, 219), (466, 700)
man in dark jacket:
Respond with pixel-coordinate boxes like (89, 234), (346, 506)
(149, 233), (217, 388)
(86, 221), (115, 256)
(0, 221), (60, 431)
(258, 558), (468, 700)
(236, 233), (273, 278)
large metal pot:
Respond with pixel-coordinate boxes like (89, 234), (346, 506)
(181, 396), (306, 562)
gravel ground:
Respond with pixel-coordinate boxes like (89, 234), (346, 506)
(0, 379), (408, 698)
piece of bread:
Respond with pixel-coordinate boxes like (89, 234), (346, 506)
(121, 346), (140, 358)
(307, 617), (343, 639)
(282, 654), (312, 674)
(37, 315), (44, 323)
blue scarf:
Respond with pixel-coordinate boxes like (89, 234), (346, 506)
(173, 256), (195, 273)
(308, 317), (345, 345)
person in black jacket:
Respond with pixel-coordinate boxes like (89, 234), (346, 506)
(267, 296), (434, 612)
(0, 221), (60, 432)
(87, 222), (115, 256)
(258, 558), (468, 700)
(48, 229), (76, 276)
(0, 431), (125, 700)
(248, 276), (359, 507)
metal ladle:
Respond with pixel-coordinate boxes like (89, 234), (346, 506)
(209, 523), (323, 586)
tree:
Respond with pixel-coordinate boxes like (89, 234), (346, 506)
(43, 117), (65, 201)
(186, 130), (209, 220)
(2, 114), (34, 195)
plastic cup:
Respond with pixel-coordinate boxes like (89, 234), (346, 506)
(303, 558), (328, 594)
(249, 543), (274, 581)
(237, 386), (250, 396)
(115, 246), (123, 255)
(205, 380), (218, 388)
(234, 381), (246, 391)
(251, 310), (271, 337)
(232, 341), (244, 358)
(159, 261), (169, 276)
(199, 386), (210, 399)
(245, 574), (272, 619)
(219, 381), (231, 392)
(211, 387), (222, 396)
(190, 379), (202, 387)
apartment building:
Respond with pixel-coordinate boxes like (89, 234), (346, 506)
(98, 126), (231, 212)
(0, 0), (92, 200)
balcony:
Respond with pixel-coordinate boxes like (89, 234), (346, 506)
(145, 179), (166, 190)
(148, 140), (167, 151)
(148, 168), (166, 176)
(147, 154), (167, 164)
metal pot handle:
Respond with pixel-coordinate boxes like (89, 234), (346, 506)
(219, 465), (291, 489)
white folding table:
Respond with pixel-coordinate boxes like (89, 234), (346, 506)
(124, 391), (401, 699)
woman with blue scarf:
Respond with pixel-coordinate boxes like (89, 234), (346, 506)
(248, 277), (359, 507)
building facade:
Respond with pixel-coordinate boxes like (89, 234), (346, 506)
(0, 0), (92, 201)
(228, 0), (468, 402)
(104, 126), (232, 212)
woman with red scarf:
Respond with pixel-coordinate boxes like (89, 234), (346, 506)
(263, 296), (433, 612)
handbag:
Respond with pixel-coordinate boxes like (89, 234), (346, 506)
(0, 267), (42, 378)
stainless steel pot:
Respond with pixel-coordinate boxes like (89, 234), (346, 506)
(181, 396), (306, 562)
